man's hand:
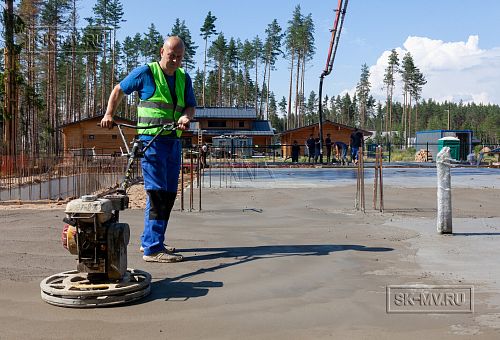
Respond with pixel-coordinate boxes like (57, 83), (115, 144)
(100, 114), (114, 129)
(177, 115), (190, 130)
(100, 84), (124, 129)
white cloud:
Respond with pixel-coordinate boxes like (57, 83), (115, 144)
(365, 35), (500, 105)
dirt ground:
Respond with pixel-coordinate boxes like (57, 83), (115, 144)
(0, 180), (500, 339)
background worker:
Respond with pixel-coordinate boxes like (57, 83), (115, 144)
(334, 140), (348, 165)
(314, 137), (321, 164)
(306, 134), (315, 163)
(325, 133), (332, 163)
(100, 36), (196, 263)
(291, 140), (300, 163)
(350, 128), (364, 164)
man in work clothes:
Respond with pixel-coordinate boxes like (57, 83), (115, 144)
(291, 140), (300, 163)
(350, 128), (364, 164)
(325, 133), (332, 163)
(306, 134), (315, 163)
(100, 36), (196, 263)
(334, 141), (348, 165)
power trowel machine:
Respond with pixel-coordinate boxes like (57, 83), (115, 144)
(40, 123), (176, 307)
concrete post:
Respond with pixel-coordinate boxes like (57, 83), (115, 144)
(437, 147), (452, 234)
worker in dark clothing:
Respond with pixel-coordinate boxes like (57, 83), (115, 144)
(306, 134), (315, 163)
(291, 140), (300, 163)
(350, 128), (364, 164)
(314, 137), (321, 163)
(334, 141), (348, 165)
(325, 133), (332, 163)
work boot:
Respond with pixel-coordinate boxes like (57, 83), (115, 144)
(143, 251), (183, 263)
(140, 244), (176, 253)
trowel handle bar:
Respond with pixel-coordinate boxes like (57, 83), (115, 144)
(97, 122), (177, 131)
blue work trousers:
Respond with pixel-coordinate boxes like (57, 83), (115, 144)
(140, 136), (181, 255)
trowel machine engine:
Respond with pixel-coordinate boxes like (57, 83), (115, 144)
(62, 193), (130, 281)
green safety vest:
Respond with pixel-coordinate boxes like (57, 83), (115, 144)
(137, 61), (186, 136)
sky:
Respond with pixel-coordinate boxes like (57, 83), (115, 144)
(78, 0), (500, 106)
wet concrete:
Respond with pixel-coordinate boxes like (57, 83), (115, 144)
(0, 171), (499, 339)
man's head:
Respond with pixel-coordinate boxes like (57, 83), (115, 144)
(327, 133), (331, 137)
(160, 36), (185, 75)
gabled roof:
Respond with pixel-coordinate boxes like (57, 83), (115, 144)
(188, 120), (274, 136)
(194, 107), (257, 119)
(59, 114), (136, 129)
(281, 120), (372, 136)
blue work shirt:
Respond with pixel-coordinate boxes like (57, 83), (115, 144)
(120, 64), (197, 108)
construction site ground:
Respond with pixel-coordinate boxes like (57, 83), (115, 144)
(1, 173), (500, 339)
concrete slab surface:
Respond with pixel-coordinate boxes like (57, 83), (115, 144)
(1, 179), (499, 339)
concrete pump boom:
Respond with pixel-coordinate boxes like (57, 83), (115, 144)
(318, 0), (348, 162)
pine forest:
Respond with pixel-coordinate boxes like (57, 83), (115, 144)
(1, 0), (499, 157)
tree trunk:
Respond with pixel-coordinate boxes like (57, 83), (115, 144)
(255, 53), (258, 115)
(202, 38), (208, 107)
(408, 95), (412, 144)
(217, 61), (222, 106)
(259, 53), (269, 119)
(287, 49), (294, 128)
(111, 29), (116, 97)
(415, 99), (419, 134)
(3, 0), (17, 156)
(266, 60), (271, 120)
(294, 51), (301, 127)
(85, 57), (90, 118)
(243, 63), (248, 108)
(93, 54), (98, 116)
(300, 53), (306, 126)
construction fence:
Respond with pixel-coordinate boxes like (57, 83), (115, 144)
(0, 143), (497, 202)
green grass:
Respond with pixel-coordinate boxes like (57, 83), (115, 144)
(389, 147), (416, 162)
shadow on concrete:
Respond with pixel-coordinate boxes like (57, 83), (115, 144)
(181, 244), (394, 262)
(147, 280), (224, 301)
(452, 232), (500, 236)
(137, 244), (394, 304)
(383, 208), (437, 213)
(139, 244), (393, 303)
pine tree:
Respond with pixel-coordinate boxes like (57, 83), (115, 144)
(142, 23), (163, 61)
(356, 63), (371, 128)
(40, 0), (70, 154)
(226, 37), (238, 106)
(208, 33), (227, 106)
(305, 90), (318, 124)
(200, 11), (217, 106)
(410, 67), (426, 133)
(92, 0), (124, 114)
(170, 18), (197, 72)
(383, 49), (399, 141)
(252, 35), (263, 116)
(107, 0), (124, 93)
(238, 39), (255, 108)
(261, 19), (283, 119)
(400, 52), (416, 146)
(285, 5), (302, 128)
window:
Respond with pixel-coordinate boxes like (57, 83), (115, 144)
(88, 135), (95, 140)
(112, 135), (117, 140)
(239, 121), (245, 128)
(208, 121), (227, 128)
